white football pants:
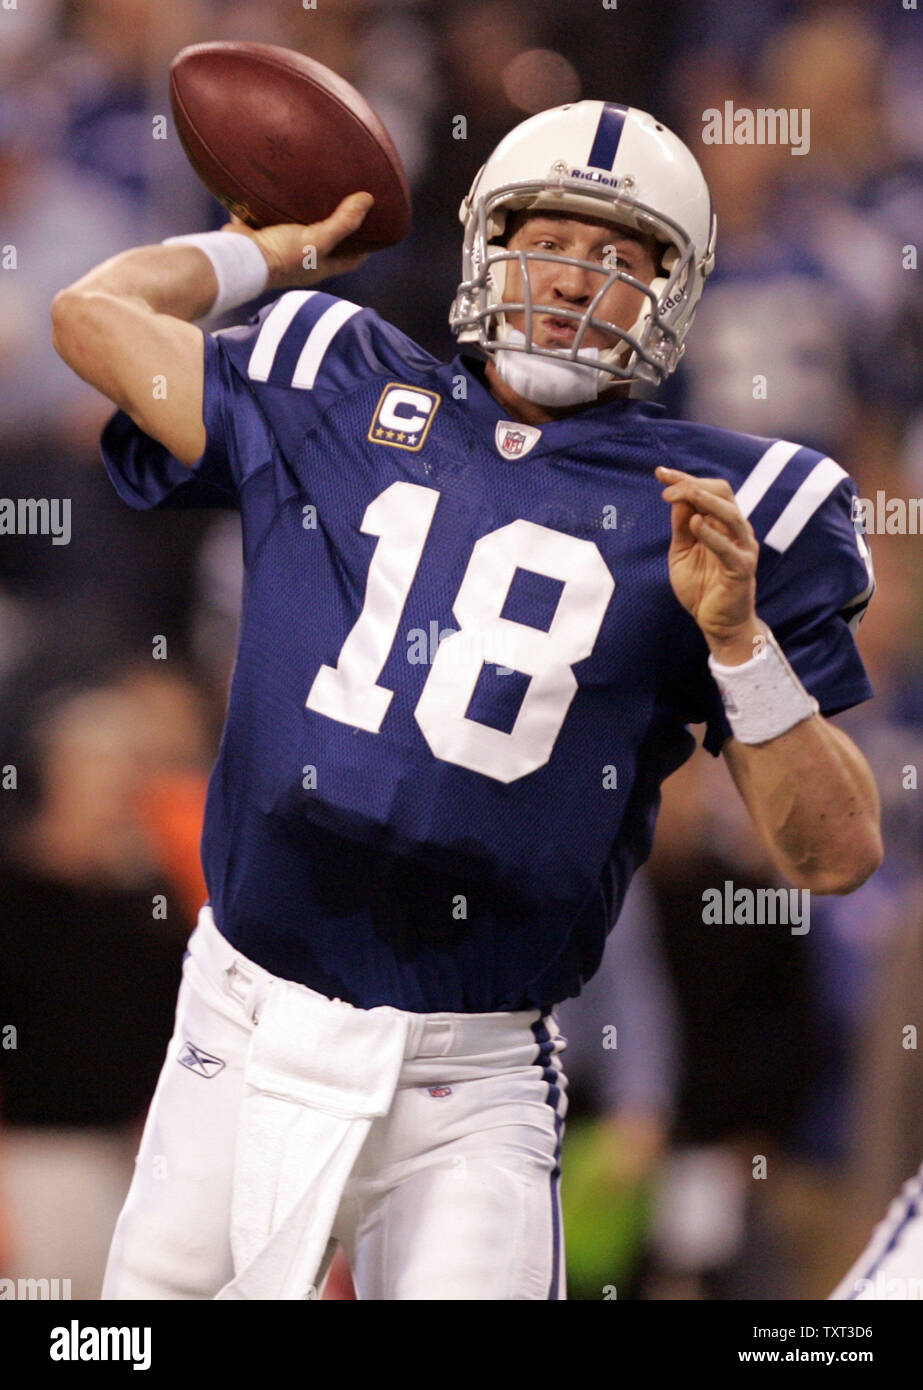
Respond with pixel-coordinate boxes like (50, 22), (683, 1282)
(829, 1163), (923, 1300)
(102, 908), (567, 1300)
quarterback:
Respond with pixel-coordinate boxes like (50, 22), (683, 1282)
(52, 102), (882, 1300)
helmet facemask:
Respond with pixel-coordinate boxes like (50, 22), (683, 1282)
(451, 174), (702, 394)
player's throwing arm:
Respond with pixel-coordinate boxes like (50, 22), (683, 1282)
(50, 192), (374, 466)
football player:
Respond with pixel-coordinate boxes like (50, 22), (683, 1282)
(52, 102), (883, 1301)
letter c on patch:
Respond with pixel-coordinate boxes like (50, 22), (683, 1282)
(379, 388), (434, 433)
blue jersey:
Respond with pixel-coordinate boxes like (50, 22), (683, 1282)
(101, 291), (875, 1012)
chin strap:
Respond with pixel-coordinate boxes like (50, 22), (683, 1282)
(493, 328), (609, 406)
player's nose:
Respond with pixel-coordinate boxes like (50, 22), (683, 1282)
(549, 261), (594, 304)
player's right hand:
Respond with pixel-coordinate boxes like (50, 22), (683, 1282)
(221, 192), (375, 290)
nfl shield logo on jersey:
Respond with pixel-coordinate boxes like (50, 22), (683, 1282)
(494, 420), (542, 459)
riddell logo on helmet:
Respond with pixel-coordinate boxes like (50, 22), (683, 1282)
(569, 168), (621, 188)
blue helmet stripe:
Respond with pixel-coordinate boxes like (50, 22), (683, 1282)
(586, 102), (628, 170)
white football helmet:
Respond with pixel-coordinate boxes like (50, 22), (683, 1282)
(449, 101), (717, 398)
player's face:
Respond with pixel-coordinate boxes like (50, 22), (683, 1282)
(500, 215), (659, 352)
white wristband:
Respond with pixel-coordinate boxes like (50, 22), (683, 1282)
(163, 230), (270, 319)
(708, 625), (819, 744)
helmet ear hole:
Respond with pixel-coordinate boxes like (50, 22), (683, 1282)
(660, 244), (679, 274)
(486, 207), (508, 241)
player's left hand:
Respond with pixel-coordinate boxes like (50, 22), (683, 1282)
(655, 466), (759, 647)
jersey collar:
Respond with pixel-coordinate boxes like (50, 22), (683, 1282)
(443, 354), (666, 437)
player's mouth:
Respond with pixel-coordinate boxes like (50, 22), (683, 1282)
(541, 316), (580, 346)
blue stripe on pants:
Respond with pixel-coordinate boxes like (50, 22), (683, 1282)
(532, 1016), (565, 1300)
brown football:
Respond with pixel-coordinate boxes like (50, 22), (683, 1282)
(169, 41), (412, 254)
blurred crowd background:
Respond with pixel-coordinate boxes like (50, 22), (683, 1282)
(1, 0), (922, 1301)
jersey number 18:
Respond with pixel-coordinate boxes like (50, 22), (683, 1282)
(306, 481), (615, 784)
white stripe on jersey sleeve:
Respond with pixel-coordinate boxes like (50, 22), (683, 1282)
(763, 455), (848, 553)
(247, 291), (316, 381)
(734, 440), (802, 519)
(291, 299), (362, 389)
